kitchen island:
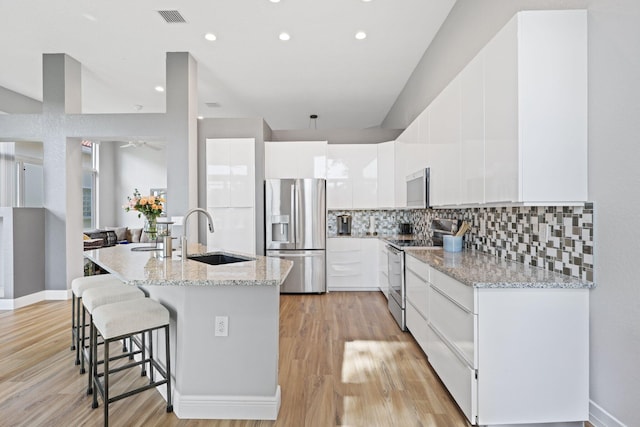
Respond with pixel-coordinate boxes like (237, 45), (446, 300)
(84, 243), (293, 420)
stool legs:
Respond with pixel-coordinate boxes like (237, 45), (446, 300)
(71, 296), (76, 351)
(165, 325), (173, 413)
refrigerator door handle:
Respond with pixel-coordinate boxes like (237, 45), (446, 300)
(290, 184), (296, 246)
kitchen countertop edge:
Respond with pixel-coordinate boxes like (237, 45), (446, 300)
(404, 248), (594, 290)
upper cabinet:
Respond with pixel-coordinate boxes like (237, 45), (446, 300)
(484, 10), (587, 204)
(422, 10), (587, 207)
(206, 138), (256, 254)
(428, 77), (461, 207)
(265, 141), (327, 179)
(326, 144), (378, 209)
(395, 112), (429, 208)
(206, 138), (255, 208)
(377, 141), (395, 208)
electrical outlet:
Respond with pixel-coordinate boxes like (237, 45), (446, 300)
(215, 316), (228, 337)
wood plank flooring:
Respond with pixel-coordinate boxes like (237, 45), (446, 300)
(0, 292), (469, 427)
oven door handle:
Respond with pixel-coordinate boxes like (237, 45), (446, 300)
(386, 244), (402, 255)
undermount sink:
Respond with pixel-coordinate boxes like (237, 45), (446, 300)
(187, 252), (254, 266)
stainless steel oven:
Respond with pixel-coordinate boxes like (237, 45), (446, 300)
(385, 238), (439, 331)
(386, 244), (406, 331)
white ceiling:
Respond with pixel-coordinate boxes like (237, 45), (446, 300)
(0, 0), (455, 130)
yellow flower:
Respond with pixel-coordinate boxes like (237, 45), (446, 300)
(152, 204), (159, 210)
(148, 196), (156, 204)
(140, 198), (148, 205)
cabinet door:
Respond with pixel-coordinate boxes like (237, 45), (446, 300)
(484, 17), (519, 203)
(377, 142), (395, 208)
(265, 142), (298, 179)
(327, 238), (362, 289)
(460, 54), (485, 205)
(265, 141), (327, 179)
(360, 239), (379, 289)
(206, 139), (231, 207)
(229, 139), (255, 207)
(429, 77), (461, 206)
(378, 240), (389, 298)
(206, 207), (256, 255)
(327, 145), (377, 209)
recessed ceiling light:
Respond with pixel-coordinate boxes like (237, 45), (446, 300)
(270, 0), (281, 3)
(204, 33), (217, 41)
(361, 0), (373, 2)
(279, 32), (291, 41)
(355, 31), (367, 40)
(155, 86), (165, 92)
(197, 115), (204, 120)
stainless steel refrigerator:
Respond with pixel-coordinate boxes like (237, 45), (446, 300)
(265, 179), (326, 293)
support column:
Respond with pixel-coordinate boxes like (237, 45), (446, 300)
(42, 54), (83, 291)
(165, 52), (198, 238)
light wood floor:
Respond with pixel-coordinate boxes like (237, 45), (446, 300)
(0, 292), (469, 427)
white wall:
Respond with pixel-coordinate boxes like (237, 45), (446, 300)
(110, 142), (167, 229)
(383, 1), (640, 425)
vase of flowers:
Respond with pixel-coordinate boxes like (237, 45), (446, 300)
(124, 189), (165, 242)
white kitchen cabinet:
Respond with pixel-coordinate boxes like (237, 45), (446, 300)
(327, 238), (378, 291)
(206, 207), (255, 255)
(206, 138), (256, 254)
(376, 142), (395, 208)
(265, 141), (327, 179)
(394, 112), (429, 208)
(326, 144), (377, 209)
(405, 255), (430, 354)
(206, 138), (255, 208)
(484, 10), (587, 204)
(460, 53), (485, 204)
(405, 253), (589, 426)
(428, 77), (461, 206)
(377, 240), (389, 299)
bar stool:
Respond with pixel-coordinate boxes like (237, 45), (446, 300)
(82, 285), (146, 394)
(91, 298), (173, 426)
(71, 274), (123, 369)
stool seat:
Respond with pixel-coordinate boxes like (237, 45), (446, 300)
(83, 286), (145, 314)
(93, 299), (170, 340)
(72, 274), (123, 297)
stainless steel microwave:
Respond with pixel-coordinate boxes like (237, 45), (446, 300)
(406, 168), (430, 208)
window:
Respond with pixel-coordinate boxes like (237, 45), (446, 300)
(82, 141), (98, 230)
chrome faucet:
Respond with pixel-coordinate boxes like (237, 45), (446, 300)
(181, 208), (215, 259)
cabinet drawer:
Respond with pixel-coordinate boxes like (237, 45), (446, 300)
(430, 268), (475, 313)
(406, 302), (428, 355)
(406, 268), (428, 319)
(405, 254), (429, 281)
(427, 324), (477, 424)
(327, 260), (361, 277)
(429, 284), (476, 367)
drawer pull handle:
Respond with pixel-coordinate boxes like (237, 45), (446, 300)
(428, 322), (473, 368)
(430, 284), (473, 314)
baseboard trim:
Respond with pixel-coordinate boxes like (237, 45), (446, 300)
(173, 386), (281, 420)
(0, 289), (71, 310)
(327, 287), (380, 292)
(45, 289), (72, 300)
(0, 291), (45, 310)
(589, 400), (626, 427)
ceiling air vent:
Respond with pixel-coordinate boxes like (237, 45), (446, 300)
(157, 10), (186, 23)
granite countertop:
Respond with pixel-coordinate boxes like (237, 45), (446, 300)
(84, 243), (293, 287)
(404, 248), (594, 289)
(328, 232), (416, 240)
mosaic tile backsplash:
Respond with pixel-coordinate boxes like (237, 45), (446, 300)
(329, 204), (594, 282)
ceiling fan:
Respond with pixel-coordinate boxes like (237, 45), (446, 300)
(119, 141), (162, 151)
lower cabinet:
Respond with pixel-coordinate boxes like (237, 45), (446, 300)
(378, 240), (389, 299)
(327, 238), (379, 291)
(405, 254), (589, 426)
